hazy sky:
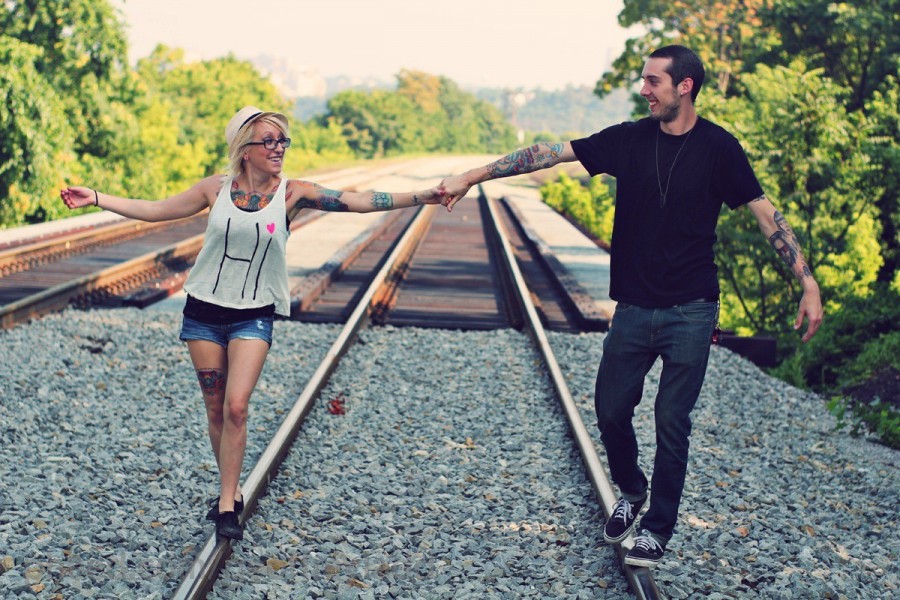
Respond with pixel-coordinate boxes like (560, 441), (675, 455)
(112, 0), (637, 90)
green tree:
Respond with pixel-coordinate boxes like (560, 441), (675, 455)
(540, 173), (615, 245)
(713, 62), (882, 348)
(285, 118), (355, 174)
(0, 36), (74, 225)
(762, 0), (900, 111)
(136, 46), (290, 174)
(860, 77), (900, 286)
(596, 0), (776, 99)
(1, 0), (135, 158)
(325, 71), (517, 158)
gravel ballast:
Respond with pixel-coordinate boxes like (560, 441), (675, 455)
(0, 309), (896, 599)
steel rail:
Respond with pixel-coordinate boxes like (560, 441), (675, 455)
(0, 216), (205, 276)
(170, 204), (437, 599)
(482, 189), (665, 600)
(0, 235), (204, 329)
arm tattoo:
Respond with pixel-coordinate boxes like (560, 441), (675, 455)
(486, 142), (564, 178)
(297, 183), (349, 212)
(768, 210), (810, 278)
(196, 368), (226, 397)
(412, 194), (420, 206)
(372, 192), (393, 210)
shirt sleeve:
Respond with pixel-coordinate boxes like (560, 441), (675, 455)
(570, 123), (627, 177)
(714, 134), (765, 210)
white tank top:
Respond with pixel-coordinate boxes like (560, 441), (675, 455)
(184, 176), (291, 316)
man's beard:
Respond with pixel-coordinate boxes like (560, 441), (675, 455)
(650, 97), (681, 122)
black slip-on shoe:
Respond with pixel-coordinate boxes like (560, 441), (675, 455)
(205, 495), (244, 521)
(215, 511), (244, 541)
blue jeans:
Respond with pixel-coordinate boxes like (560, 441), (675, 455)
(179, 315), (274, 347)
(595, 300), (718, 543)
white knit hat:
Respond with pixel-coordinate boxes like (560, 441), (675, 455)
(225, 106), (289, 146)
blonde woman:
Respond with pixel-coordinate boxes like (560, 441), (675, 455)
(61, 106), (444, 540)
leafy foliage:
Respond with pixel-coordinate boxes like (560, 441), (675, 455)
(0, 36), (74, 225)
(762, 0), (900, 112)
(540, 173), (614, 245)
(135, 46), (290, 176)
(324, 71), (517, 158)
(597, 0), (776, 98)
(711, 61), (883, 346)
(586, 0), (900, 446)
(0, 0), (527, 228)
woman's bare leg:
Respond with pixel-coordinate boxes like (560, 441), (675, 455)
(217, 338), (269, 513)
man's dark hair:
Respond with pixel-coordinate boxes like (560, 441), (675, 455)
(649, 45), (705, 102)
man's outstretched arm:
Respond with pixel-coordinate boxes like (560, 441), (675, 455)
(440, 141), (578, 209)
(747, 195), (823, 342)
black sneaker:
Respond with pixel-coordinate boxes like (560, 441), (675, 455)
(205, 495), (244, 521)
(215, 511), (244, 541)
(603, 497), (645, 543)
(625, 529), (665, 567)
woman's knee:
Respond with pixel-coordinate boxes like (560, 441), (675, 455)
(224, 397), (249, 427)
(205, 400), (225, 427)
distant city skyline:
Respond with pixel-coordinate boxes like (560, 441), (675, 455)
(112, 0), (638, 92)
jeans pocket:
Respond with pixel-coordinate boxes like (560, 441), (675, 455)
(677, 301), (717, 323)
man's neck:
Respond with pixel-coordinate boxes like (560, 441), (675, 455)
(660, 106), (698, 136)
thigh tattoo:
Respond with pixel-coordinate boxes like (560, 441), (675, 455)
(196, 368), (226, 397)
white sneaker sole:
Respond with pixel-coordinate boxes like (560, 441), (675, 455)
(603, 523), (635, 544)
(624, 555), (661, 568)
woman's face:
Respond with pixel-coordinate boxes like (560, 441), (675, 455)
(244, 121), (288, 175)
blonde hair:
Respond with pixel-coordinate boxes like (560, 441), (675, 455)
(227, 115), (290, 177)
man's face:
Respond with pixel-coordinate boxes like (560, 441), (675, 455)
(640, 57), (682, 123)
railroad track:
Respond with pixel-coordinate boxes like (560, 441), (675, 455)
(0, 160), (658, 597)
(0, 162), (432, 330)
(169, 190), (661, 599)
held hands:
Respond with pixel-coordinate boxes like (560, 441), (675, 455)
(417, 186), (446, 207)
(60, 187), (96, 210)
(438, 174), (472, 212)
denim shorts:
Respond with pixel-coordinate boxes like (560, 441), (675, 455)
(179, 315), (274, 347)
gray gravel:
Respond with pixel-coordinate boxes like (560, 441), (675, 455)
(0, 309), (897, 599)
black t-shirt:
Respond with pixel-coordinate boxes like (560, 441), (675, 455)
(571, 117), (763, 307)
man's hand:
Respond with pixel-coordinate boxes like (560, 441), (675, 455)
(438, 174), (472, 212)
(795, 286), (823, 343)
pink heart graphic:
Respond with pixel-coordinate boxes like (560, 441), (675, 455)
(266, 223), (275, 234)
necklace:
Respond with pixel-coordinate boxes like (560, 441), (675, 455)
(655, 124), (695, 208)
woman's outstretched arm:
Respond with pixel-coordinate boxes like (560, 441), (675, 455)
(60, 176), (219, 222)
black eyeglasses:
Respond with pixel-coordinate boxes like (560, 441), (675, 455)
(246, 137), (291, 150)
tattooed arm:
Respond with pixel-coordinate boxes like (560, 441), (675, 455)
(439, 142), (578, 210)
(286, 180), (443, 219)
(747, 195), (823, 342)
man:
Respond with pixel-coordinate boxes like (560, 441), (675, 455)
(439, 45), (823, 567)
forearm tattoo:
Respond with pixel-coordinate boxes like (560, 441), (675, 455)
(372, 192), (393, 210)
(412, 194), (420, 206)
(768, 211), (812, 278)
(196, 368), (226, 397)
(297, 183), (349, 212)
(487, 143), (564, 178)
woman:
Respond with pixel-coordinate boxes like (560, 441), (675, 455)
(61, 106), (444, 540)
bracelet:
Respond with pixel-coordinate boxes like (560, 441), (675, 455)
(93, 189), (99, 207)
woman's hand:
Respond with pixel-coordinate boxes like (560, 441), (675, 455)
(60, 187), (97, 210)
(418, 186), (446, 207)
